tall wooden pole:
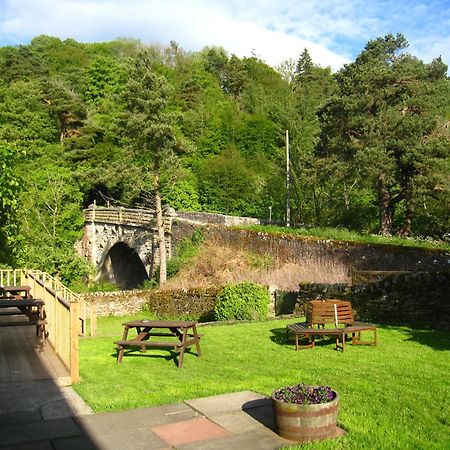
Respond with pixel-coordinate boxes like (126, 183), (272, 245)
(286, 130), (291, 227)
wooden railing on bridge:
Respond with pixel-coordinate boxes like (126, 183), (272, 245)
(0, 269), (97, 384)
(84, 204), (173, 231)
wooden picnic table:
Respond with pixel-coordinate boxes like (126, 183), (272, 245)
(0, 298), (47, 343)
(115, 320), (202, 368)
(0, 285), (32, 299)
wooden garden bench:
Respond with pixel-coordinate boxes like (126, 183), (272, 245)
(286, 299), (377, 351)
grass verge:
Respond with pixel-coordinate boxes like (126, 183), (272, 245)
(240, 225), (450, 251)
(74, 315), (450, 449)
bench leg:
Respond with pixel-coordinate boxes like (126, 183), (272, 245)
(351, 329), (377, 346)
(335, 334), (345, 351)
(117, 346), (124, 364)
(293, 333), (315, 350)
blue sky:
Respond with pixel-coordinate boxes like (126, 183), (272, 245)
(0, 0), (449, 70)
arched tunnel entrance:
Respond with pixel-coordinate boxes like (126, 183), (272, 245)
(99, 242), (149, 289)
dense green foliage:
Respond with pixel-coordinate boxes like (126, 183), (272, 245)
(76, 317), (450, 449)
(319, 34), (450, 236)
(214, 282), (270, 321)
(0, 34), (448, 283)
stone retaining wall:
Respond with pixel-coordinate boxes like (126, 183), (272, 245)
(278, 271), (450, 329)
(202, 227), (450, 273)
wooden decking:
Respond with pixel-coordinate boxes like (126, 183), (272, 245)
(0, 316), (70, 385)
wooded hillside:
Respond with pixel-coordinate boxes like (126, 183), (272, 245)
(0, 34), (449, 283)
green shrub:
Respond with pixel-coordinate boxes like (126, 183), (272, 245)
(214, 282), (270, 321)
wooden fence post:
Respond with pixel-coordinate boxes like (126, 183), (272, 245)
(70, 300), (80, 383)
(90, 302), (97, 337)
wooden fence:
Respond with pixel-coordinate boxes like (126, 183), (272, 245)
(351, 269), (411, 284)
(0, 269), (97, 383)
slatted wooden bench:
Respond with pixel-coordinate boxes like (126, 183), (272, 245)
(286, 322), (345, 351)
(287, 300), (377, 351)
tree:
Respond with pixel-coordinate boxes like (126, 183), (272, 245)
(198, 145), (267, 217)
(43, 76), (86, 144)
(285, 49), (336, 226)
(319, 34), (450, 236)
(0, 142), (21, 264)
(121, 50), (177, 284)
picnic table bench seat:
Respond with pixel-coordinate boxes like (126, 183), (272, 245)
(115, 337), (200, 349)
(287, 300), (377, 351)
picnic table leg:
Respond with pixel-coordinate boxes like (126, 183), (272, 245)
(192, 325), (201, 357)
(117, 345), (125, 363)
(117, 326), (130, 363)
(177, 327), (188, 368)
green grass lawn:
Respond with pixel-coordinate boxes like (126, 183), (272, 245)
(74, 316), (450, 449)
(241, 224), (450, 251)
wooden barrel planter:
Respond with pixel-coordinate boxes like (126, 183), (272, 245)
(272, 390), (340, 442)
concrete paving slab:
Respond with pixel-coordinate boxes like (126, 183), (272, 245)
(151, 417), (232, 447)
(0, 417), (83, 447)
(77, 403), (198, 436)
(0, 380), (92, 418)
(0, 410), (42, 426)
(177, 428), (290, 450)
(241, 402), (276, 431)
(0, 440), (54, 450)
(84, 427), (170, 450)
(208, 409), (272, 434)
(52, 436), (101, 450)
(185, 391), (269, 416)
(41, 386), (93, 419)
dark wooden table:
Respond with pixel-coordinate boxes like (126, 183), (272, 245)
(0, 285), (32, 299)
(115, 320), (202, 367)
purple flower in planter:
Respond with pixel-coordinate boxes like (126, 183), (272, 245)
(273, 383), (335, 404)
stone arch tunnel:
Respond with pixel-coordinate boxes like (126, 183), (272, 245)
(79, 205), (173, 289)
(99, 242), (149, 289)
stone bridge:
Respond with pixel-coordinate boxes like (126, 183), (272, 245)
(80, 205), (173, 289)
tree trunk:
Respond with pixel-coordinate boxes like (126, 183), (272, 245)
(378, 174), (394, 236)
(312, 184), (321, 226)
(58, 112), (66, 144)
(154, 157), (167, 285)
(398, 188), (413, 237)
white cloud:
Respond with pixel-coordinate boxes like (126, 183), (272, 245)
(0, 0), (350, 69)
(0, 0), (448, 70)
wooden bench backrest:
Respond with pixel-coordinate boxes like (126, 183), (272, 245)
(306, 300), (355, 326)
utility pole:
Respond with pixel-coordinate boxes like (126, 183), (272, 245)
(286, 129), (290, 227)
